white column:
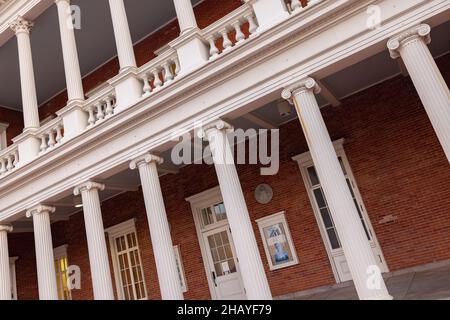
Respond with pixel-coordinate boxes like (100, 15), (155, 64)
(0, 225), (13, 300)
(173, 0), (198, 34)
(203, 120), (272, 300)
(388, 24), (450, 163)
(108, 0), (136, 70)
(282, 78), (392, 300)
(74, 181), (114, 300)
(26, 205), (59, 300)
(130, 154), (184, 300)
(55, 0), (84, 103)
(10, 17), (40, 130)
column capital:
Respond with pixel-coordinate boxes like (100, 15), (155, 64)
(26, 205), (56, 218)
(130, 153), (164, 170)
(9, 16), (34, 35)
(387, 24), (431, 59)
(0, 225), (13, 233)
(282, 77), (321, 104)
(74, 181), (105, 196)
(200, 120), (234, 138)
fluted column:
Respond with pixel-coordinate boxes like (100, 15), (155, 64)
(26, 205), (58, 300)
(108, 0), (136, 70)
(173, 0), (198, 34)
(74, 181), (114, 300)
(0, 225), (13, 300)
(282, 78), (392, 300)
(388, 24), (450, 163)
(55, 0), (84, 103)
(10, 17), (40, 130)
(203, 120), (272, 300)
(130, 154), (184, 300)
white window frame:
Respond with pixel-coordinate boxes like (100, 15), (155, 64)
(53, 245), (72, 300)
(292, 138), (388, 282)
(106, 219), (148, 300)
(9, 257), (18, 300)
(0, 122), (9, 150)
(256, 212), (299, 271)
(173, 245), (188, 293)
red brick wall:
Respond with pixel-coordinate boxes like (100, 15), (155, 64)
(0, 107), (24, 146)
(38, 0), (242, 120)
(10, 54), (450, 300)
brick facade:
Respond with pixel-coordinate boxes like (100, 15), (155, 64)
(9, 53), (450, 300)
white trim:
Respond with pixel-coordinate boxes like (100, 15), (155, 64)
(9, 256), (18, 300)
(173, 245), (188, 293)
(256, 211), (299, 271)
(0, 122), (9, 150)
(106, 218), (148, 300)
(292, 139), (389, 283)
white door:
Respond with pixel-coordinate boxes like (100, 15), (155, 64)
(300, 155), (388, 283)
(202, 225), (247, 300)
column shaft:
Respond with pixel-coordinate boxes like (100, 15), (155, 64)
(27, 206), (59, 300)
(56, 0), (85, 102)
(10, 18), (40, 129)
(0, 226), (12, 300)
(75, 182), (114, 300)
(131, 155), (184, 300)
(283, 79), (392, 300)
(388, 25), (450, 162)
(108, 0), (137, 70)
(205, 121), (272, 300)
(173, 0), (198, 34)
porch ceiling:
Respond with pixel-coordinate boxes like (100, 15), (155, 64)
(0, 0), (202, 111)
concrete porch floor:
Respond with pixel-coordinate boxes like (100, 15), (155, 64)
(289, 262), (450, 300)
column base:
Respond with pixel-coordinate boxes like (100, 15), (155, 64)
(168, 28), (209, 76)
(108, 67), (143, 114)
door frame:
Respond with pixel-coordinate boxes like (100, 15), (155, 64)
(186, 186), (244, 300)
(292, 138), (389, 283)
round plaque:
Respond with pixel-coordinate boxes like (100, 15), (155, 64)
(255, 184), (273, 205)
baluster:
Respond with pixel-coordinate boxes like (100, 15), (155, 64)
(105, 96), (114, 116)
(290, 0), (301, 11)
(232, 20), (245, 44)
(96, 102), (105, 121)
(87, 105), (96, 127)
(40, 135), (48, 153)
(153, 69), (163, 89)
(48, 130), (56, 148)
(13, 151), (19, 166)
(0, 159), (6, 175)
(55, 125), (63, 144)
(206, 35), (220, 60)
(6, 155), (13, 171)
(174, 57), (181, 76)
(163, 62), (174, 83)
(220, 28), (233, 51)
(245, 14), (258, 35)
(142, 74), (152, 97)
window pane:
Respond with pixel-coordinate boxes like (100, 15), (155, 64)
(307, 167), (320, 186)
(338, 157), (347, 175)
(327, 229), (341, 250)
(313, 188), (327, 209)
(320, 208), (334, 229)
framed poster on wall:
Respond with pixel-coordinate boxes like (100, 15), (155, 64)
(257, 212), (299, 271)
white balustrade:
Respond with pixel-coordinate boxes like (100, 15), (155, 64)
(202, 4), (258, 60)
(83, 90), (117, 128)
(37, 119), (65, 154)
(138, 52), (180, 98)
(286, 0), (321, 14)
(0, 146), (19, 176)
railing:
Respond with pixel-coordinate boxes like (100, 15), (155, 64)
(0, 144), (19, 176)
(202, 4), (258, 60)
(83, 88), (117, 128)
(37, 117), (64, 154)
(138, 50), (180, 98)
